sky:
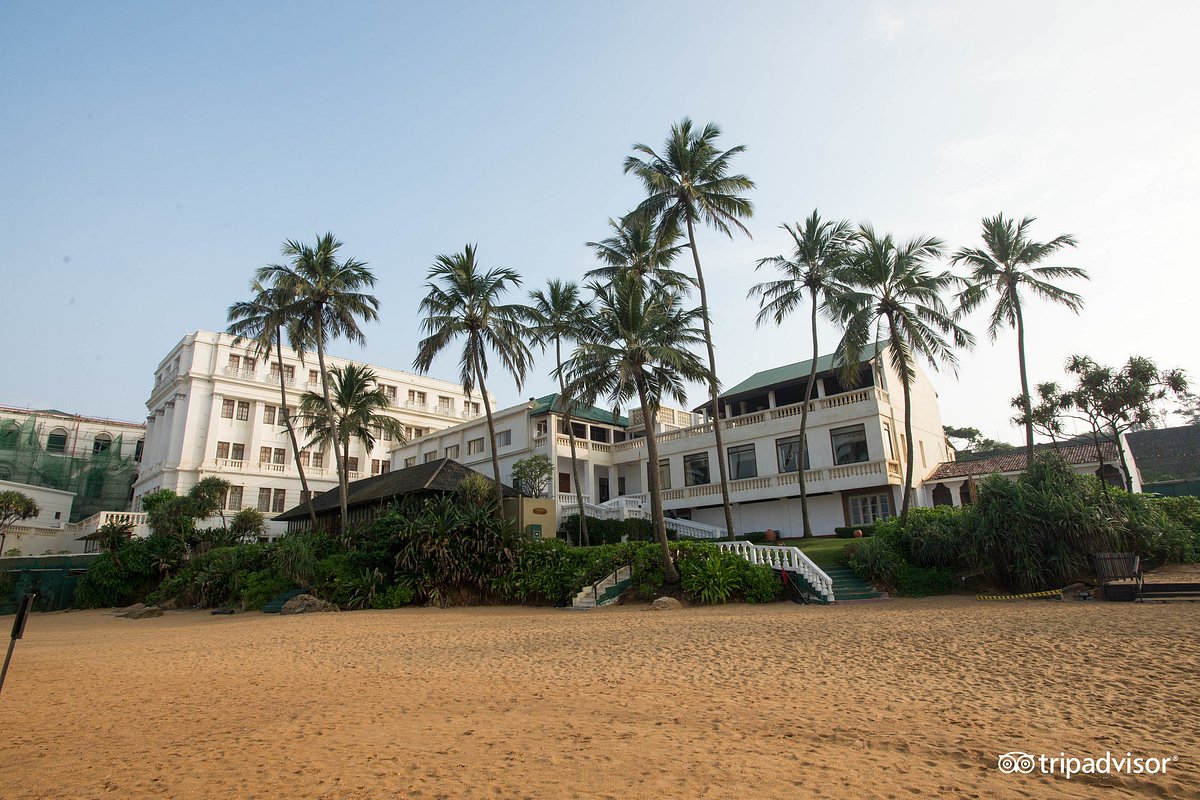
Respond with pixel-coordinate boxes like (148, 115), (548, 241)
(2, 1), (1197, 442)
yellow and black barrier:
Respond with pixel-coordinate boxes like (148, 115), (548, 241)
(977, 588), (1064, 601)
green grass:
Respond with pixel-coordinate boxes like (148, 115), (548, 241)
(779, 536), (852, 568)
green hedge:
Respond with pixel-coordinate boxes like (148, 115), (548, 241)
(834, 525), (876, 538)
(561, 515), (656, 545)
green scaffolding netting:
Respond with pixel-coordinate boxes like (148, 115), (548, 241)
(0, 414), (139, 523)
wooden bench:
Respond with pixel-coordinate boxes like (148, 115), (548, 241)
(1092, 552), (1142, 601)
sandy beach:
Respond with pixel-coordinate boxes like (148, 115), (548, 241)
(0, 598), (1196, 799)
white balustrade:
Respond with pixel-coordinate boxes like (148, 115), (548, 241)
(716, 542), (834, 602)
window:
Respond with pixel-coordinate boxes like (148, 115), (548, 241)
(260, 446), (273, 464)
(270, 363), (295, 382)
(272, 489), (286, 513)
(84, 473), (104, 498)
(380, 461), (390, 474)
(848, 493), (893, 526)
(300, 490), (312, 504)
(382, 427), (392, 442)
(831, 424), (869, 465)
(46, 428), (68, 453)
(728, 444), (757, 480)
(243, 357), (256, 372)
(92, 433), (112, 454)
(437, 396), (454, 413)
(404, 457), (416, 468)
(0, 422), (19, 449)
(371, 459), (382, 475)
(406, 426), (425, 440)
(467, 401), (481, 416)
(658, 460), (671, 490)
(216, 441), (230, 460)
(383, 385), (397, 402)
(298, 450), (310, 467)
(882, 422), (895, 460)
(236, 401), (250, 421)
(273, 448), (285, 465)
(134, 438), (144, 462)
(221, 399), (235, 418)
(424, 451), (437, 463)
(684, 453), (710, 486)
(408, 390), (426, 405)
(445, 445), (459, 460)
(776, 435), (809, 473)
(312, 451), (323, 469)
(228, 354), (241, 371)
(257, 488), (273, 512)
(225, 485), (243, 511)
(467, 437), (484, 455)
(308, 369), (320, 386)
(263, 405), (276, 425)
(495, 429), (512, 448)
(536, 420), (548, 436)
(0, 466), (11, 481)
(919, 440), (927, 468)
(346, 456), (359, 473)
(231, 443), (245, 461)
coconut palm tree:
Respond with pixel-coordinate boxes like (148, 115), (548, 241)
(836, 226), (974, 520)
(748, 210), (856, 538)
(624, 118), (754, 540)
(584, 214), (692, 294)
(414, 244), (532, 514)
(226, 278), (319, 529)
(951, 214), (1085, 467)
(526, 279), (593, 546)
(561, 272), (712, 583)
(257, 233), (379, 534)
(295, 364), (405, 534)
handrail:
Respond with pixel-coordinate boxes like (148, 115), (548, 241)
(716, 541), (835, 602)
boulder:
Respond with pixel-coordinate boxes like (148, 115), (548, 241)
(650, 597), (682, 611)
(113, 603), (144, 615)
(118, 606), (163, 619)
(280, 594), (339, 615)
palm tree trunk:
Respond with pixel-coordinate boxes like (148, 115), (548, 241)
(557, 338), (589, 546)
(894, 328), (917, 521)
(685, 214), (736, 541)
(636, 373), (678, 584)
(473, 347), (505, 517)
(274, 326), (318, 530)
(1014, 297), (1035, 468)
(312, 314), (348, 536)
(798, 289), (820, 538)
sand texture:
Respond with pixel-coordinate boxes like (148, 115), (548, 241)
(0, 598), (1196, 799)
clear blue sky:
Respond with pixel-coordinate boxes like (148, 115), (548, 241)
(2, 1), (1197, 440)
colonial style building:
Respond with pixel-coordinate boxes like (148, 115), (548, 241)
(132, 331), (494, 534)
(389, 344), (952, 537)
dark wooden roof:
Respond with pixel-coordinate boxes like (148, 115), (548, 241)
(275, 458), (515, 521)
(1126, 426), (1200, 482)
(927, 441), (1120, 481)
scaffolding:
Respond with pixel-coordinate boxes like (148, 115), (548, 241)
(0, 414), (139, 523)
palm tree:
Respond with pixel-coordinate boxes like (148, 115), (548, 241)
(295, 364), (405, 535)
(257, 233), (379, 533)
(561, 272), (712, 583)
(226, 278), (319, 529)
(584, 214), (692, 294)
(951, 214), (1084, 467)
(836, 226), (974, 520)
(749, 210), (856, 538)
(414, 244), (532, 514)
(625, 118), (754, 540)
(526, 279), (593, 546)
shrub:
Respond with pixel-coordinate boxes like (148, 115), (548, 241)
(230, 508), (266, 541)
(737, 531), (770, 544)
(75, 538), (158, 608)
(240, 569), (293, 611)
(372, 581), (415, 609)
(846, 536), (905, 588)
(676, 542), (784, 604)
(876, 506), (971, 569)
(562, 515), (656, 545)
(741, 563), (784, 603)
(834, 525), (876, 538)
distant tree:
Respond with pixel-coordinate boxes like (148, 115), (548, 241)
(1011, 382), (1068, 450)
(414, 244), (532, 516)
(585, 214), (692, 293)
(230, 508), (266, 542)
(0, 490), (39, 555)
(140, 479), (231, 548)
(1175, 391), (1200, 427)
(1059, 355), (1188, 491)
(190, 476), (233, 529)
(750, 210), (856, 537)
(943, 425), (1017, 455)
(625, 118), (755, 540)
(96, 520), (134, 554)
(510, 455), (554, 499)
(836, 226), (973, 520)
(258, 233), (379, 534)
(952, 214), (1085, 468)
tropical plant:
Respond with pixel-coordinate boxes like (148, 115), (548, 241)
(226, 276), (319, 528)
(0, 490), (38, 555)
(295, 363), (406, 529)
(230, 507), (266, 541)
(525, 279), (593, 543)
(1011, 381), (1068, 450)
(257, 233), (379, 533)
(509, 454), (554, 499)
(95, 520), (134, 554)
(584, 214), (692, 293)
(625, 118), (755, 540)
(942, 425), (1017, 454)
(561, 272), (712, 583)
(749, 210), (856, 537)
(190, 476), (233, 529)
(836, 226), (974, 520)
(952, 214), (1085, 466)
(414, 244), (532, 514)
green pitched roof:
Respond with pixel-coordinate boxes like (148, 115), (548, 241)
(719, 341), (888, 399)
(528, 394), (629, 427)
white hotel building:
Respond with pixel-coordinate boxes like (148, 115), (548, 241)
(133, 330), (493, 533)
(390, 344), (951, 537)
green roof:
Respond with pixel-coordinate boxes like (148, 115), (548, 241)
(528, 394), (629, 427)
(719, 341), (888, 400)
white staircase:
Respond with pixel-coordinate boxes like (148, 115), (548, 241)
(559, 496), (727, 539)
(716, 541), (836, 603)
(571, 565), (633, 609)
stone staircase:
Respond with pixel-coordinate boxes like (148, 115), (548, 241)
(571, 566), (633, 609)
(261, 588), (306, 613)
(823, 566), (887, 601)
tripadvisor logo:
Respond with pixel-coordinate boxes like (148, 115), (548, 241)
(997, 751), (1178, 779)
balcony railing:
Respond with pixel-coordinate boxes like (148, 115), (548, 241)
(215, 458), (246, 469)
(267, 373), (296, 387)
(258, 461), (287, 473)
(661, 459), (899, 502)
(223, 367), (256, 379)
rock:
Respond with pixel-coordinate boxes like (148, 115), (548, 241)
(113, 603), (145, 615)
(118, 606), (163, 619)
(650, 597), (682, 611)
(279, 594), (339, 615)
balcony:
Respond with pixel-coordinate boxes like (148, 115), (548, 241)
(258, 461), (287, 473)
(223, 367), (256, 380)
(661, 458), (903, 505)
(267, 373), (296, 387)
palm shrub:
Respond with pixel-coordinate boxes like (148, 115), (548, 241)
(75, 537), (159, 607)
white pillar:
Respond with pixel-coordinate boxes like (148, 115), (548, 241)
(768, 390), (777, 409)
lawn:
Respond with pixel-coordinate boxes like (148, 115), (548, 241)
(779, 535), (851, 568)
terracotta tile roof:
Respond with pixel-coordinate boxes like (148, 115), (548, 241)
(927, 441), (1120, 481)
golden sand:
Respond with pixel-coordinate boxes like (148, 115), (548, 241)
(0, 598), (1196, 799)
